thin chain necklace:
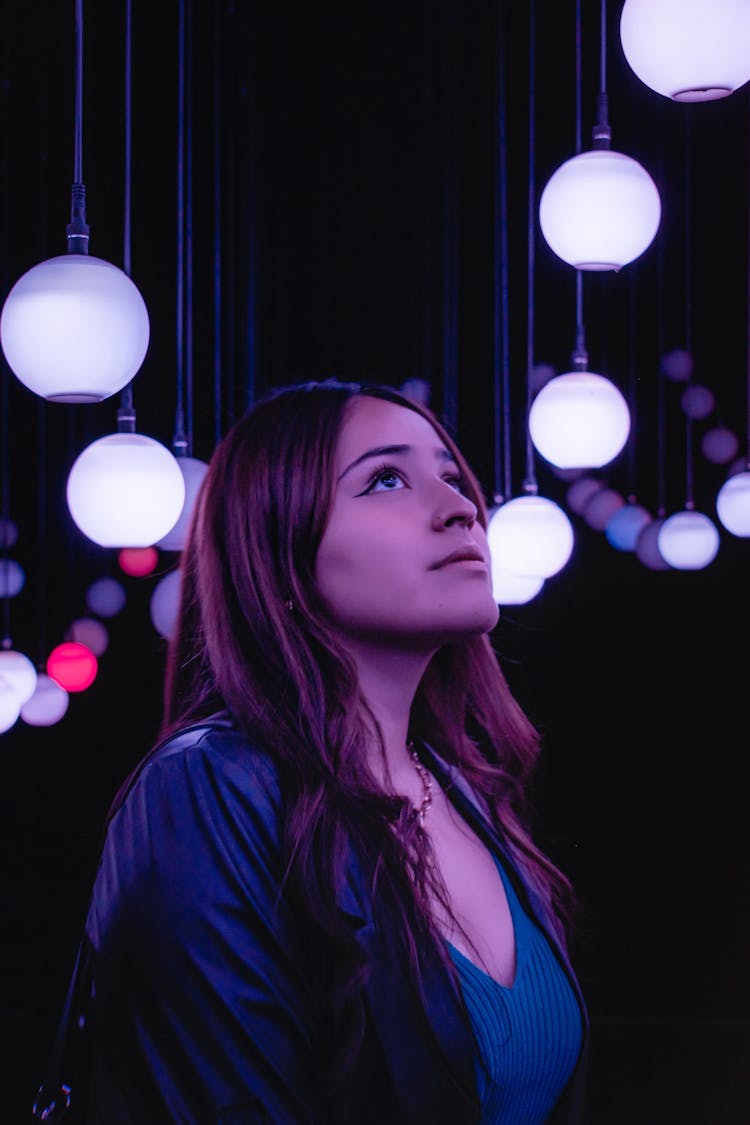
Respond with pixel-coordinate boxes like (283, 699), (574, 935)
(408, 741), (433, 825)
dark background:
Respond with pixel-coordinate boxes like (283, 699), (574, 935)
(2, 2), (750, 1121)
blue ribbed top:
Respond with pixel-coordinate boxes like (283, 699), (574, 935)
(447, 854), (582, 1124)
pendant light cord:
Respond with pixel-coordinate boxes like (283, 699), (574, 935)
(493, 4), (511, 504)
(213, 0), (223, 446)
(441, 3), (460, 437)
(593, 0), (611, 148)
(683, 113), (694, 509)
(573, 0), (587, 371)
(118, 0), (135, 427)
(523, 0), (537, 494)
(0, 50), (9, 645)
(67, 0), (89, 253)
(173, 0), (190, 457)
(746, 91), (750, 469)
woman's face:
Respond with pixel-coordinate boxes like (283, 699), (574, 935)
(314, 396), (500, 654)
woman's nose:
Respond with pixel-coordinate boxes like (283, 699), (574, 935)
(431, 483), (477, 530)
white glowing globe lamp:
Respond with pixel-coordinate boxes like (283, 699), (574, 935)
(150, 568), (182, 640)
(539, 149), (661, 270)
(529, 371), (631, 469)
(487, 496), (574, 579)
(657, 510), (720, 569)
(605, 502), (652, 552)
(716, 470), (750, 536)
(85, 576), (126, 617)
(156, 455), (209, 551)
(620, 0), (750, 102)
(0, 678), (21, 733)
(67, 433), (186, 547)
(635, 517), (672, 570)
(0, 255), (150, 402)
(0, 559), (25, 598)
(491, 565), (545, 606)
(21, 673), (69, 727)
(0, 649), (37, 704)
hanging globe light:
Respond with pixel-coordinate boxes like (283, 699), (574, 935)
(657, 509), (720, 569)
(680, 384), (715, 420)
(21, 673), (70, 727)
(701, 426), (739, 465)
(0, 517), (18, 548)
(605, 501), (653, 552)
(620, 0), (750, 102)
(529, 370), (630, 469)
(67, 432), (185, 547)
(150, 568), (182, 640)
(0, 678), (21, 734)
(635, 517), (672, 571)
(539, 149), (661, 271)
(565, 475), (604, 515)
(85, 576), (127, 618)
(583, 487), (625, 531)
(118, 546), (159, 577)
(155, 455), (209, 551)
(491, 564), (544, 607)
(0, 558), (25, 598)
(67, 616), (110, 656)
(716, 469), (750, 536)
(47, 641), (98, 692)
(0, 255), (150, 402)
(487, 496), (574, 579)
(0, 648), (38, 705)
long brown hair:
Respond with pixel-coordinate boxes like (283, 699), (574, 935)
(161, 379), (574, 1096)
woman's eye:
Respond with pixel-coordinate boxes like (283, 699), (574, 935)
(444, 475), (465, 494)
(369, 468), (405, 492)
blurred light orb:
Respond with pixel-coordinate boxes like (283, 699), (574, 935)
(726, 455), (748, 478)
(566, 475), (604, 515)
(487, 496), (575, 579)
(0, 558), (25, 598)
(680, 384), (715, 420)
(118, 545), (159, 577)
(620, 0), (750, 102)
(716, 470), (750, 536)
(0, 649), (37, 704)
(0, 517), (18, 549)
(67, 432), (185, 547)
(529, 371), (630, 468)
(661, 349), (694, 382)
(539, 149), (661, 270)
(583, 487), (625, 531)
(0, 254), (150, 402)
(635, 517), (672, 570)
(150, 568), (182, 640)
(399, 378), (431, 406)
(605, 502), (653, 552)
(85, 576), (126, 618)
(67, 616), (109, 657)
(47, 641), (98, 692)
(156, 455), (210, 552)
(491, 565), (545, 606)
(657, 510), (720, 569)
(0, 677), (21, 733)
(701, 426), (739, 465)
(21, 673), (69, 727)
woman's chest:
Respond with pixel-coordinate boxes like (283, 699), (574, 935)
(423, 797), (519, 987)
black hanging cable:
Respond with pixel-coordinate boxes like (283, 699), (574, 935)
(683, 113), (694, 510)
(0, 41), (10, 648)
(440, 3), (460, 435)
(746, 92), (750, 471)
(656, 219), (667, 517)
(493, 2), (511, 505)
(184, 0), (194, 455)
(625, 269), (638, 500)
(523, 0), (537, 493)
(572, 0), (588, 373)
(117, 0), (135, 432)
(592, 0), (611, 150)
(67, 0), (89, 254)
(223, 1), (237, 426)
(212, 0), (223, 446)
(173, 0), (188, 456)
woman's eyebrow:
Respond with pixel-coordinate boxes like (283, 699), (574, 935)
(339, 444), (455, 481)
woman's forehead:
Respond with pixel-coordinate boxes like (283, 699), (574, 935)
(337, 396), (449, 459)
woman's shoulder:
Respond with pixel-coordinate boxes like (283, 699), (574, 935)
(109, 714), (284, 840)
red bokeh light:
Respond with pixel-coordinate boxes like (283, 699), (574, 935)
(118, 546), (159, 577)
(47, 642), (98, 692)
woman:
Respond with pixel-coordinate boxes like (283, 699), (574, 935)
(64, 380), (587, 1122)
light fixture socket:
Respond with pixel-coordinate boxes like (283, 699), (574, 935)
(66, 182), (90, 254)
